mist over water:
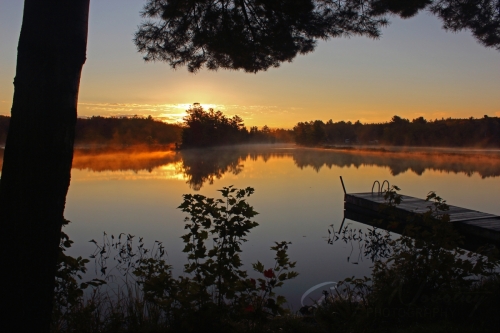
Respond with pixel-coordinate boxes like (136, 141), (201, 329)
(4, 144), (499, 180)
(66, 144), (500, 180)
(2, 144), (500, 309)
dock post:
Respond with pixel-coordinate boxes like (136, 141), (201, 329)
(340, 176), (346, 194)
(338, 217), (345, 233)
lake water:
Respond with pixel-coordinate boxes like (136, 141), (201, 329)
(3, 144), (500, 310)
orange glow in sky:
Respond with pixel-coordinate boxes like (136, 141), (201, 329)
(1, 1), (499, 128)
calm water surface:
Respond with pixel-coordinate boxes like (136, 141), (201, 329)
(4, 145), (500, 309)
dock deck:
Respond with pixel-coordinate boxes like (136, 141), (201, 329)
(344, 192), (500, 248)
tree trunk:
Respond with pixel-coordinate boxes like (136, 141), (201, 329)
(0, 1), (90, 332)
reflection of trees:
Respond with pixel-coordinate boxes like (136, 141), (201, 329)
(71, 149), (181, 173)
(178, 146), (288, 190)
(179, 149), (245, 190)
(3, 147), (499, 188)
(327, 222), (394, 264)
(178, 146), (500, 191)
(292, 149), (500, 178)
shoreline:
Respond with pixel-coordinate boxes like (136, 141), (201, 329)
(313, 144), (500, 158)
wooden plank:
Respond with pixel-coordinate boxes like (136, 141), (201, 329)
(449, 210), (493, 215)
(344, 192), (500, 247)
(462, 220), (500, 227)
(449, 214), (497, 222)
(448, 213), (496, 219)
(462, 218), (500, 224)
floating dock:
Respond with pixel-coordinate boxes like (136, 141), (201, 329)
(341, 178), (500, 250)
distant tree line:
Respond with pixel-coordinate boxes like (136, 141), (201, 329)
(0, 115), (182, 146)
(75, 115), (183, 145)
(181, 104), (293, 148)
(5, 112), (498, 149)
(294, 115), (500, 147)
(0, 109), (293, 147)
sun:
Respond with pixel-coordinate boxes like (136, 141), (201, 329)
(156, 103), (225, 123)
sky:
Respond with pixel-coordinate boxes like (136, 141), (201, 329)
(0, 1), (499, 128)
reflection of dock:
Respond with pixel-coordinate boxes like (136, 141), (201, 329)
(344, 192), (500, 249)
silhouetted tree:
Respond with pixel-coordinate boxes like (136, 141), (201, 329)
(181, 104), (248, 147)
(371, 0), (500, 50)
(247, 125), (289, 143)
(0, 2), (90, 332)
(134, 0), (387, 72)
(135, 1), (500, 72)
(294, 120), (326, 145)
(0, 115), (9, 145)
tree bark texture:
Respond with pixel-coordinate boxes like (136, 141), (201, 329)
(0, 1), (90, 332)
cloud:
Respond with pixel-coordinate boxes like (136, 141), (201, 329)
(222, 105), (287, 117)
(78, 102), (197, 123)
(77, 102), (293, 123)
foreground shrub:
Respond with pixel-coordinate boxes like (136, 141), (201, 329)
(52, 186), (500, 332)
(51, 187), (298, 333)
(320, 187), (500, 331)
